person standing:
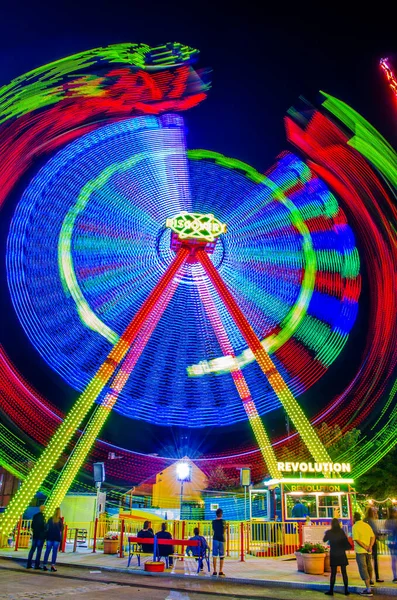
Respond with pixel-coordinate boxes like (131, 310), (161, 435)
(291, 499), (309, 518)
(212, 507), (226, 577)
(42, 507), (63, 572)
(364, 507), (384, 583)
(156, 522), (174, 567)
(26, 505), (46, 570)
(385, 507), (397, 583)
(323, 518), (350, 596)
(352, 512), (375, 597)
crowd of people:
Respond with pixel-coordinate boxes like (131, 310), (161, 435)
(136, 507), (226, 576)
(25, 503), (397, 591)
(323, 507), (397, 597)
(26, 506), (225, 575)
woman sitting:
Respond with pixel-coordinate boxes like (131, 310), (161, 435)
(137, 520), (155, 553)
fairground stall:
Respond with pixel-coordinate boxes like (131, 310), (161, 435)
(263, 461), (355, 523)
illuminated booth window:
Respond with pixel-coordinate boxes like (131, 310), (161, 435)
(285, 491), (350, 519)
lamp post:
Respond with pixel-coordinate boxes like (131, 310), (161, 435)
(240, 468), (251, 521)
(176, 461), (192, 520)
(93, 462), (105, 519)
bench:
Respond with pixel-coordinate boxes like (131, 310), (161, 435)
(127, 536), (210, 573)
(156, 537), (210, 572)
(127, 536), (157, 567)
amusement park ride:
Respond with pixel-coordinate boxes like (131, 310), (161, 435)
(0, 44), (396, 533)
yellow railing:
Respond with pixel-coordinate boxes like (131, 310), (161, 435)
(3, 517), (392, 558)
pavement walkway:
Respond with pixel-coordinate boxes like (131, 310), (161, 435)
(1, 546), (397, 597)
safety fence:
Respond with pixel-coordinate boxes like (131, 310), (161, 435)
(1, 517), (299, 558)
(2, 518), (395, 559)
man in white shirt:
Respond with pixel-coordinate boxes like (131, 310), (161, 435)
(352, 512), (375, 597)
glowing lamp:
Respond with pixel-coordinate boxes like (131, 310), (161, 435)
(176, 462), (192, 482)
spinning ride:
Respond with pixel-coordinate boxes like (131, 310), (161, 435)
(0, 44), (396, 534)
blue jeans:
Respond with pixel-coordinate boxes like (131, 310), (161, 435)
(212, 540), (225, 557)
(392, 553), (397, 579)
(43, 540), (60, 566)
(27, 538), (44, 568)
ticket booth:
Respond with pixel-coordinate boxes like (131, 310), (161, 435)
(265, 464), (355, 524)
(283, 482), (353, 520)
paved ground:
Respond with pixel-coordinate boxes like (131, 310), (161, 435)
(0, 561), (393, 600)
(1, 547), (396, 598)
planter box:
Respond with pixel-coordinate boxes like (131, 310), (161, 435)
(303, 552), (326, 575)
(103, 539), (119, 554)
(295, 551), (304, 572)
(324, 553), (331, 572)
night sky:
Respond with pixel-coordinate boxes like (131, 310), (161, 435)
(1, 3), (396, 461)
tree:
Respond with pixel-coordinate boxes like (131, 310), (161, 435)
(276, 422), (360, 465)
(329, 429), (361, 462)
(206, 466), (240, 491)
(356, 445), (397, 500)
(317, 422), (361, 462)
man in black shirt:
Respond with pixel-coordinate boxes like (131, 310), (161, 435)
(156, 522), (174, 567)
(212, 507), (226, 577)
(26, 505), (46, 569)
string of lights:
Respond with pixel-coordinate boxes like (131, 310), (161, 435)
(0, 43), (396, 534)
(380, 58), (397, 100)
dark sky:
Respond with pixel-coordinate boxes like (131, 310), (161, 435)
(0, 3), (396, 459)
(1, 3), (396, 166)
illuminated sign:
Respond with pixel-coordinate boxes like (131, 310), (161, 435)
(277, 462), (351, 474)
(289, 484), (341, 493)
(165, 212), (227, 243)
(266, 478), (354, 486)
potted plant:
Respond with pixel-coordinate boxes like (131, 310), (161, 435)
(103, 532), (119, 554)
(324, 547), (331, 572)
(295, 545), (305, 572)
(300, 542), (327, 575)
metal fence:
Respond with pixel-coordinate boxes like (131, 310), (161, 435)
(2, 518), (394, 559)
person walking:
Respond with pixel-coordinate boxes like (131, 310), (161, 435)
(26, 505), (46, 570)
(385, 507), (397, 582)
(323, 518), (350, 596)
(156, 522), (174, 567)
(42, 507), (63, 572)
(364, 507), (384, 583)
(212, 507), (226, 577)
(352, 512), (375, 597)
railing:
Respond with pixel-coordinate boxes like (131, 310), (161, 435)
(2, 518), (394, 558)
(249, 521), (300, 557)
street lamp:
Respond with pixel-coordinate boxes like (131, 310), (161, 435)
(93, 462), (105, 519)
(176, 461), (192, 519)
